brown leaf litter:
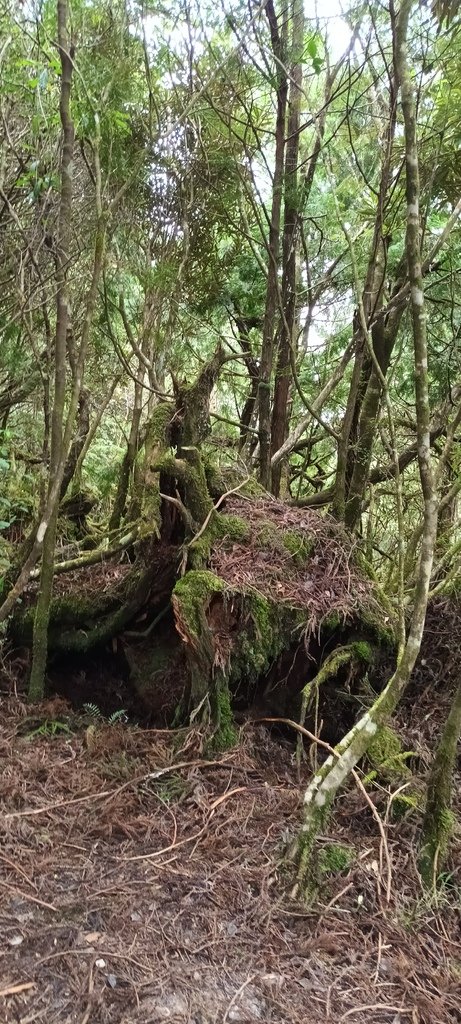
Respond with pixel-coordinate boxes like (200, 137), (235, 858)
(0, 695), (459, 1024)
(211, 494), (379, 628)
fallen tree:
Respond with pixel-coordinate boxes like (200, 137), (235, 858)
(10, 475), (395, 750)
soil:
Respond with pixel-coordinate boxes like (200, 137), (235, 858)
(0, 689), (459, 1024)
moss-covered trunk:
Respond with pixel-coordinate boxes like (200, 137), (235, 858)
(418, 677), (461, 887)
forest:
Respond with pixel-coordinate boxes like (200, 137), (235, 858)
(0, 0), (460, 1021)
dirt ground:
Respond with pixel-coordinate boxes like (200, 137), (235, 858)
(0, 696), (460, 1024)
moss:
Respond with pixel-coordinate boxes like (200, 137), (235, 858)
(239, 478), (268, 499)
(419, 808), (457, 888)
(293, 798), (335, 900)
(204, 462), (242, 498)
(359, 607), (396, 648)
(254, 521), (285, 552)
(154, 450), (212, 526)
(218, 514), (250, 543)
(322, 610), (341, 632)
(173, 567), (301, 731)
(173, 570), (227, 709)
(282, 530), (314, 565)
(319, 842), (355, 875)
(351, 640), (373, 663)
(173, 570), (225, 641)
(209, 678), (238, 751)
(231, 589), (298, 686)
(366, 725), (413, 783)
(390, 791), (421, 821)
(146, 402), (174, 447)
(252, 522), (314, 567)
(13, 589), (120, 644)
(188, 512), (250, 568)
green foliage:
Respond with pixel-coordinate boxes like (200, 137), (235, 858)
(150, 773), (188, 804)
(24, 719), (72, 739)
(390, 791), (421, 821)
(83, 703), (128, 725)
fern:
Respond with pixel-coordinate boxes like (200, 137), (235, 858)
(108, 709), (128, 725)
(82, 703), (128, 725)
(83, 702), (102, 719)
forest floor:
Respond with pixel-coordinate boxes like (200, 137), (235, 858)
(0, 692), (460, 1024)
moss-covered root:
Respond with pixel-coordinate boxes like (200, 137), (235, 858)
(418, 677), (461, 888)
(291, 660), (409, 898)
(292, 707), (379, 898)
(297, 643), (372, 770)
(209, 672), (238, 751)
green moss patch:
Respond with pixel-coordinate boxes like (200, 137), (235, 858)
(366, 725), (414, 783)
(319, 842), (355, 875)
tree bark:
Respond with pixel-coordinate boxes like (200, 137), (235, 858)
(270, 0), (303, 497)
(29, 0), (75, 700)
(292, 0), (439, 896)
(418, 676), (461, 887)
(333, 50), (399, 527)
(60, 389), (90, 500)
(258, 0), (287, 490)
(109, 366), (145, 533)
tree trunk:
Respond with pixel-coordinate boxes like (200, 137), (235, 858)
(418, 677), (461, 887)
(258, 0), (287, 490)
(109, 366), (145, 533)
(291, 0), (439, 896)
(29, 0), (75, 700)
(270, 0), (303, 497)
(60, 388), (90, 500)
(344, 316), (403, 532)
(333, 53), (399, 528)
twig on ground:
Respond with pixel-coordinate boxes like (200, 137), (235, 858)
(223, 973), (257, 1024)
(0, 881), (57, 912)
(80, 960), (95, 1024)
(340, 1004), (412, 1020)
(351, 769), (393, 904)
(0, 982), (35, 998)
(5, 758), (236, 819)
